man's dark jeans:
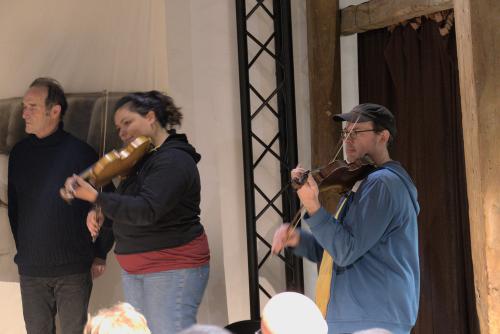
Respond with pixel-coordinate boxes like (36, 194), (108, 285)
(20, 272), (92, 334)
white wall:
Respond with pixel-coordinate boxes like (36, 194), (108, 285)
(0, 154), (26, 334)
(340, 0), (362, 112)
(163, 0), (316, 323)
(163, 0), (242, 325)
(0, 0), (241, 330)
(0, 0), (169, 99)
(0, 3), (172, 327)
(0, 0), (323, 331)
(290, 0), (319, 301)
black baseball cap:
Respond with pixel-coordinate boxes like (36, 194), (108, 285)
(333, 103), (397, 138)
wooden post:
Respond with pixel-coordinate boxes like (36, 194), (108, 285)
(454, 0), (500, 333)
(307, 0), (343, 210)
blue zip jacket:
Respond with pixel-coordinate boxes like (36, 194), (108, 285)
(294, 161), (420, 334)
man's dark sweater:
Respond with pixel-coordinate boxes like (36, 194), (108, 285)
(7, 125), (114, 277)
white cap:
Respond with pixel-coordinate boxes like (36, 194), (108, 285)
(262, 292), (328, 334)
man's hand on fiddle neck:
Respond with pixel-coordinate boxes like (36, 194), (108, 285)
(291, 167), (321, 216)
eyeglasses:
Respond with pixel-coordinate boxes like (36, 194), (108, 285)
(340, 129), (376, 140)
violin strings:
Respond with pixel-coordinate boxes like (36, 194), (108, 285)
(331, 114), (361, 164)
(102, 90), (109, 155)
(92, 90), (109, 243)
(288, 205), (303, 232)
(315, 114), (362, 171)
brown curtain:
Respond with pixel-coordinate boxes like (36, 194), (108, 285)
(357, 17), (478, 334)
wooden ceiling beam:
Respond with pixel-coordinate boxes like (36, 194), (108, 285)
(341, 0), (453, 35)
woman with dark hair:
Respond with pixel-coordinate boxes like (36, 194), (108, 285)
(64, 91), (210, 334)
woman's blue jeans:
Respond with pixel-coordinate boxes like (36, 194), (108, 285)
(121, 264), (209, 334)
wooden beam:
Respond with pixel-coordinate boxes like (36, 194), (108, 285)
(306, 0), (343, 210)
(455, 0), (500, 333)
(341, 0), (453, 35)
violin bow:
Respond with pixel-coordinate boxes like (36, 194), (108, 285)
(91, 90), (109, 242)
(329, 113), (361, 164)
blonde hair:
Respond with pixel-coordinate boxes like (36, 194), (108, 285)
(84, 303), (151, 334)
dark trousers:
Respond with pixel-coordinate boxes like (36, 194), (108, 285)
(20, 272), (92, 334)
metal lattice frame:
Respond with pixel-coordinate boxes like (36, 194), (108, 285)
(235, 0), (304, 320)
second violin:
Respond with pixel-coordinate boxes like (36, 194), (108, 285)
(60, 136), (152, 201)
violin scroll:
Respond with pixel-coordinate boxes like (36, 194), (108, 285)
(291, 170), (310, 190)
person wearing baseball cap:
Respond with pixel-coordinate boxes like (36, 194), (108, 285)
(333, 103), (397, 150)
(272, 103), (420, 333)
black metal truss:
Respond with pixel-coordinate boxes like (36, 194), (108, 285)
(235, 0), (304, 320)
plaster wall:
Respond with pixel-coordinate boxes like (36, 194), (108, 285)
(0, 0), (315, 332)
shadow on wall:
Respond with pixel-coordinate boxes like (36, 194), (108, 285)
(0, 92), (127, 283)
(0, 153), (18, 282)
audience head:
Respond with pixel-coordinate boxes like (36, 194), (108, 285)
(261, 292), (327, 334)
(83, 302), (151, 334)
(179, 324), (231, 334)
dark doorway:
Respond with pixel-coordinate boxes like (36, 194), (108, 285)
(356, 15), (479, 334)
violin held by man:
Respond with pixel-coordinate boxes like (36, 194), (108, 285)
(291, 155), (376, 195)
